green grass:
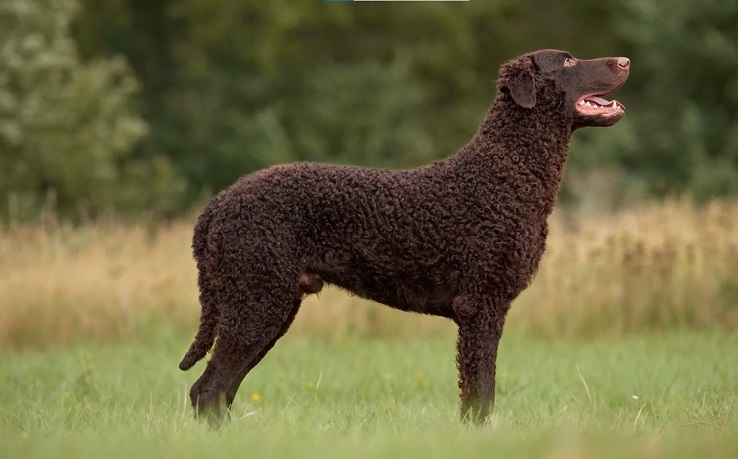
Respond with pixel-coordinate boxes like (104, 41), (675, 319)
(1, 330), (737, 458)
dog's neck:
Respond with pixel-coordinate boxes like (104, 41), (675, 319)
(454, 93), (574, 216)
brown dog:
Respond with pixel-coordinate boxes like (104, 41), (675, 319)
(179, 49), (629, 426)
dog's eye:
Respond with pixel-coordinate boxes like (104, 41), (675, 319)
(564, 57), (577, 67)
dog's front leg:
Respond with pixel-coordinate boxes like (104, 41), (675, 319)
(453, 295), (508, 424)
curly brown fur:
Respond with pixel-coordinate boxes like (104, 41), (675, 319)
(179, 49), (630, 425)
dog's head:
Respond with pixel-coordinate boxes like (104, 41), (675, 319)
(498, 49), (630, 129)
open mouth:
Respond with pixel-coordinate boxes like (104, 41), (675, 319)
(576, 95), (625, 116)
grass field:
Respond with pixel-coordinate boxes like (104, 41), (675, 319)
(2, 201), (737, 456)
(1, 330), (736, 458)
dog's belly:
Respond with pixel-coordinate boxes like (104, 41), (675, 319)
(308, 259), (458, 318)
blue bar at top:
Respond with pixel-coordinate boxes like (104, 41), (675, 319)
(325, 1), (470, 2)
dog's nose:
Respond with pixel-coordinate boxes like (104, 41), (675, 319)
(617, 57), (630, 69)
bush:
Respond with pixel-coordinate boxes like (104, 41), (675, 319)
(0, 0), (184, 220)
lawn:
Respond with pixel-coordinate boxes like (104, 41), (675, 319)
(1, 330), (736, 458)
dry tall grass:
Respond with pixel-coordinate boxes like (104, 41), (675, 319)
(1, 201), (737, 349)
(513, 200), (738, 337)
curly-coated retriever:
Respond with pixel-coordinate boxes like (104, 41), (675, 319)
(179, 49), (630, 425)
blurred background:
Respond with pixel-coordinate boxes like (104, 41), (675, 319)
(1, 0), (737, 349)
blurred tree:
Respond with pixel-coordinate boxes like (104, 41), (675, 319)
(72, 0), (622, 209)
(74, 1), (481, 201)
(599, 0), (738, 201)
(11, 0), (733, 214)
(0, 0), (183, 220)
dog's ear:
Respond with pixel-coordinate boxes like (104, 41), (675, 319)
(501, 57), (537, 108)
(507, 70), (536, 108)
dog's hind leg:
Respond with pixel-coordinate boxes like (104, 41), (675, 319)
(222, 296), (303, 409)
(188, 272), (302, 427)
(221, 273), (323, 407)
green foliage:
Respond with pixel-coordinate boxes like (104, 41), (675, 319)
(0, 0), (183, 220)
(285, 59), (433, 167)
(73, 0), (622, 206)
(599, 0), (738, 201)
(4, 0), (737, 217)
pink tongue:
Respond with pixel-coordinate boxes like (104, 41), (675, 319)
(586, 96), (611, 105)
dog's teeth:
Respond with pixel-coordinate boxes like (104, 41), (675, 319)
(578, 100), (585, 106)
(611, 101), (617, 108)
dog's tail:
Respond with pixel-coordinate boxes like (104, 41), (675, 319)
(179, 205), (222, 371)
